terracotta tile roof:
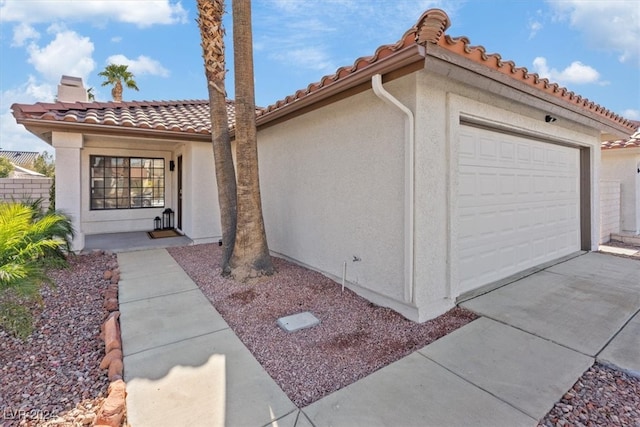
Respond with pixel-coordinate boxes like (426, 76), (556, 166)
(11, 9), (636, 138)
(257, 9), (636, 135)
(12, 99), (236, 134)
(602, 121), (640, 149)
(0, 151), (40, 166)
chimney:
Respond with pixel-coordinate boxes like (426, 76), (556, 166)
(57, 75), (88, 102)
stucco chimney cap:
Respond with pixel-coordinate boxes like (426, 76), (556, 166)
(57, 75), (88, 102)
(60, 75), (84, 87)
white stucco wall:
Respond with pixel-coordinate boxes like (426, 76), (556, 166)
(601, 149), (640, 234)
(258, 78), (409, 316)
(600, 180), (621, 242)
(177, 141), (221, 243)
(53, 131), (84, 251)
(257, 69), (604, 323)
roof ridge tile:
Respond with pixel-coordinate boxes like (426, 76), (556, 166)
(9, 9), (636, 136)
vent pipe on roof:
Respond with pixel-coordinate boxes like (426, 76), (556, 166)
(372, 74), (415, 304)
(57, 75), (88, 103)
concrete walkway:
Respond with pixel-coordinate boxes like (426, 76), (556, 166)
(118, 249), (640, 427)
(118, 249), (296, 426)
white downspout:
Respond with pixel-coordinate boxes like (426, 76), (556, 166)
(371, 74), (415, 304)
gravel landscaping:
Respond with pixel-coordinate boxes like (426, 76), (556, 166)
(1, 251), (114, 427)
(1, 243), (639, 426)
(168, 243), (478, 407)
(539, 363), (640, 427)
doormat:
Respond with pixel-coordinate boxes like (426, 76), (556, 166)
(148, 229), (181, 239)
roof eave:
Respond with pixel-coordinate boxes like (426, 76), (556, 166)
(15, 118), (213, 144)
(255, 44), (426, 129)
(424, 44), (633, 139)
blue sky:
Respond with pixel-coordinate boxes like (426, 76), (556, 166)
(1, 0), (638, 155)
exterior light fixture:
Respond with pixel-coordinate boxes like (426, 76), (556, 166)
(153, 216), (162, 231)
(162, 208), (174, 230)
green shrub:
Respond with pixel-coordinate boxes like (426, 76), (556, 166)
(0, 157), (13, 178)
(0, 201), (73, 338)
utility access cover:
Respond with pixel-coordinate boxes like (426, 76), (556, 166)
(277, 311), (320, 333)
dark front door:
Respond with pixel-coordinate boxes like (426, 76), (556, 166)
(177, 155), (183, 230)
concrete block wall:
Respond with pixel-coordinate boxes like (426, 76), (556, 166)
(600, 180), (621, 243)
(0, 178), (53, 211)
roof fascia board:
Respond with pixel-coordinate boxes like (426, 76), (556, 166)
(16, 119), (212, 143)
(255, 44), (426, 129)
(425, 44), (631, 138)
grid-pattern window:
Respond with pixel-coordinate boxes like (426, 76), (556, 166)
(90, 156), (165, 210)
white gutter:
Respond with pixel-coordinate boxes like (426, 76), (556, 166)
(371, 74), (415, 304)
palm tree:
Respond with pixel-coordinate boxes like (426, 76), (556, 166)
(0, 201), (73, 296)
(197, 0), (238, 274)
(228, 0), (274, 280)
(98, 64), (139, 102)
(0, 201), (73, 338)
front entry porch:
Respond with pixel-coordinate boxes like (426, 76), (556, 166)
(82, 231), (193, 254)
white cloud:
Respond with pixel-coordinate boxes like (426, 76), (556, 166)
(27, 29), (96, 82)
(0, 77), (56, 154)
(528, 19), (542, 39)
(11, 23), (40, 47)
(622, 109), (640, 120)
(0, 0), (187, 28)
(270, 48), (336, 73)
(532, 57), (606, 86)
(257, 0), (464, 72)
(547, 0), (639, 66)
(106, 54), (170, 78)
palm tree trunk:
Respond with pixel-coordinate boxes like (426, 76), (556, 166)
(229, 0), (274, 280)
(112, 80), (123, 102)
(197, 0), (238, 274)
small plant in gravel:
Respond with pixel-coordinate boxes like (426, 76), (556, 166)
(0, 201), (73, 338)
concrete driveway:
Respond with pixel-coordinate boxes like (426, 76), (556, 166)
(461, 252), (640, 370)
(305, 252), (640, 426)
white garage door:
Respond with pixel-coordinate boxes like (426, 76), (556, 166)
(457, 125), (581, 294)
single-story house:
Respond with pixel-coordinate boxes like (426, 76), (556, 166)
(601, 123), (640, 237)
(11, 9), (637, 322)
(0, 151), (46, 178)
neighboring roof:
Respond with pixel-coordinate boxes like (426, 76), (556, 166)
(11, 8), (637, 141)
(0, 151), (40, 166)
(601, 121), (640, 149)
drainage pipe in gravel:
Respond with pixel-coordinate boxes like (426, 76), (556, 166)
(342, 261), (347, 292)
(371, 73), (415, 304)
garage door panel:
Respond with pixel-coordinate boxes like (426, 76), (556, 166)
(458, 126), (580, 294)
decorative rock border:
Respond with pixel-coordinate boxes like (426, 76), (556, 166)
(95, 267), (127, 427)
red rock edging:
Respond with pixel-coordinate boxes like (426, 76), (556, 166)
(95, 267), (127, 427)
